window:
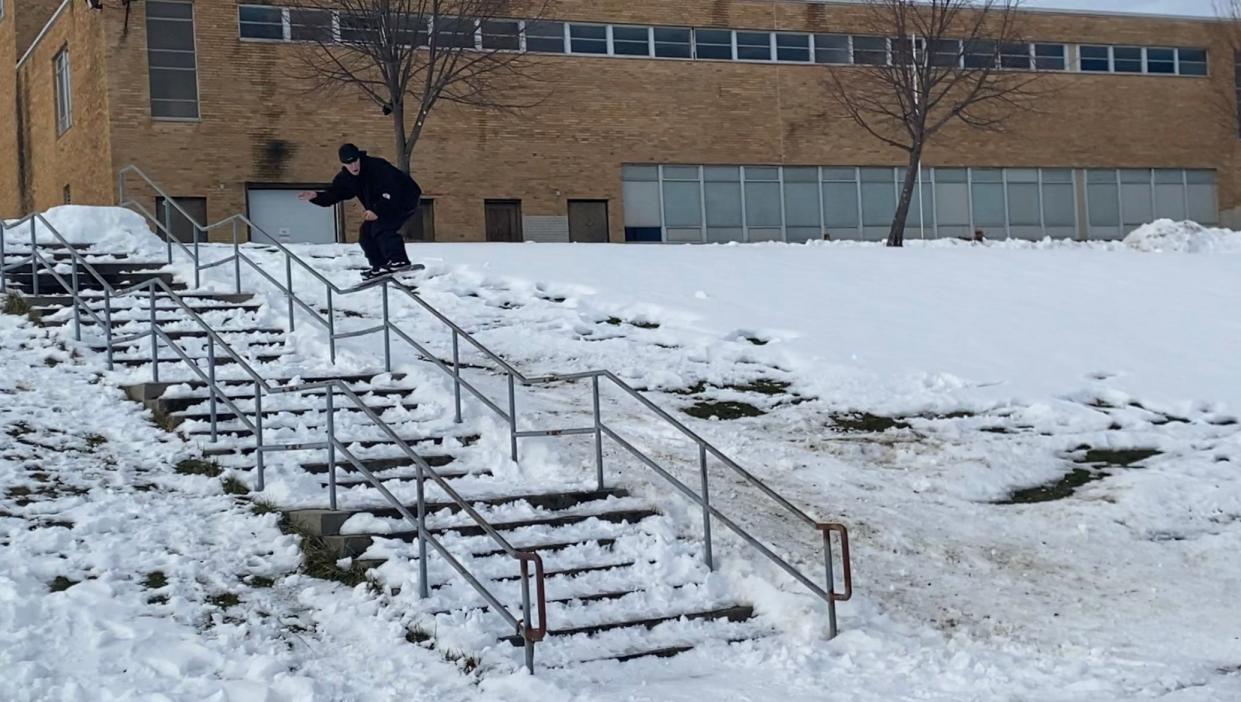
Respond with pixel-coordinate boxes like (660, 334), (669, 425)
(776, 33), (810, 62)
(481, 19), (520, 50)
(435, 18), (478, 49)
(783, 167), (821, 242)
(853, 36), (887, 65)
(339, 14), (375, 44)
(964, 40), (996, 69)
(704, 166), (743, 243)
(1005, 169), (1040, 228)
(0, 0), (5, 22)
(736, 32), (772, 61)
(239, 5), (283, 40)
(654, 28), (691, 58)
(568, 24), (607, 54)
(1087, 169), (1120, 229)
(1146, 48), (1175, 74)
(54, 47), (71, 135)
(1000, 43), (1030, 70)
(394, 14), (430, 47)
(970, 168), (1005, 228)
(63, 185), (71, 205)
(290, 9), (333, 42)
(661, 166), (703, 242)
(695, 29), (733, 60)
(1034, 44), (1066, 70)
(1080, 45), (1111, 72)
(814, 35), (850, 64)
(147, 1), (199, 119)
(1178, 48), (1207, 76)
(612, 26), (651, 56)
(154, 196), (207, 243)
(405, 199), (436, 241)
(822, 168), (859, 233)
(1186, 170), (1217, 224)
(929, 39), (961, 67)
(622, 166), (662, 241)
(1041, 169), (1076, 229)
(745, 167), (782, 240)
(525, 21), (565, 53)
(860, 168), (896, 231)
(1112, 46), (1143, 73)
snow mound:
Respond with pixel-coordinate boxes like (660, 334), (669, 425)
(4, 206), (166, 256)
(1123, 219), (1241, 254)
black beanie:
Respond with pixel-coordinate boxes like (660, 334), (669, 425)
(338, 143), (362, 163)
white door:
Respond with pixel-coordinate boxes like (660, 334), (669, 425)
(247, 189), (338, 245)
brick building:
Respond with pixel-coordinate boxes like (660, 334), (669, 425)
(1, 0), (1238, 244)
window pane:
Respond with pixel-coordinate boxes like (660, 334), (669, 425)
(1186, 169), (1215, 185)
(1119, 168), (1150, 184)
(290, 9), (333, 42)
(972, 168), (1002, 183)
(929, 39), (960, 67)
(934, 167), (968, 183)
(1154, 183), (1186, 221)
(1081, 45), (1111, 72)
(1088, 182), (1120, 227)
(654, 28), (692, 58)
(1041, 168), (1072, 183)
(705, 182), (743, 227)
(784, 182), (820, 227)
(663, 165), (700, 180)
(240, 6), (283, 40)
(776, 33), (810, 62)
(860, 169), (895, 226)
(935, 182), (970, 227)
(623, 165), (659, 181)
(745, 166), (780, 181)
(623, 180), (661, 227)
(823, 182), (859, 230)
(784, 166), (818, 182)
(1000, 43), (1030, 69)
(1042, 183), (1075, 227)
(971, 182), (1005, 227)
(1187, 181), (1217, 223)
(964, 40), (996, 68)
(662, 181), (702, 227)
(151, 99), (199, 119)
(612, 26), (650, 56)
(1121, 180), (1154, 227)
(148, 21), (195, 50)
(822, 167), (856, 181)
(481, 20), (520, 50)
(695, 29), (733, 60)
(746, 182), (782, 227)
(1146, 48), (1175, 74)
(149, 68), (198, 101)
(1179, 48), (1207, 75)
(1034, 43), (1065, 70)
(736, 32), (772, 61)
(148, 49), (196, 69)
(704, 166), (740, 181)
(147, 0), (192, 20)
(1113, 46), (1142, 73)
(436, 18), (477, 48)
(853, 36), (887, 65)
(814, 34), (850, 64)
(1007, 182), (1040, 226)
(525, 22), (565, 53)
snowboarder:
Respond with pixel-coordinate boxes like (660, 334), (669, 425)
(299, 143), (423, 281)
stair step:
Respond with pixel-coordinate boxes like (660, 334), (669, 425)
(173, 401), (420, 426)
(299, 452), (457, 475)
(611, 645), (695, 663)
(357, 536), (618, 570)
(323, 464), (488, 488)
(497, 605), (754, 646)
(92, 330), (287, 352)
(324, 509), (657, 558)
(202, 433), (478, 457)
(112, 353), (286, 368)
(287, 489), (630, 535)
(20, 292), (255, 307)
(37, 303), (261, 318)
(125, 372), (406, 401)
(147, 386), (417, 415)
(424, 570), (641, 611)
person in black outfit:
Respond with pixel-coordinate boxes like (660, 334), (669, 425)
(299, 143), (422, 280)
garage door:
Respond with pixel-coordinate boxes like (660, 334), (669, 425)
(247, 189), (338, 245)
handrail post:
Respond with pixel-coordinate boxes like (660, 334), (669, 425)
(192, 224), (201, 288)
(149, 284), (159, 383)
(507, 373), (518, 462)
(71, 259), (81, 341)
(232, 219), (241, 295)
(415, 445), (429, 598)
(30, 216), (38, 296)
(1, 220), (7, 294)
(824, 528), (838, 639)
(382, 280), (391, 372)
(162, 200), (173, 265)
(592, 376), (604, 490)
(103, 286), (114, 370)
(326, 286), (337, 364)
(521, 576), (535, 673)
(451, 330), (462, 423)
(700, 443), (714, 571)
(326, 385), (337, 511)
(207, 335), (218, 442)
(254, 381), (265, 491)
(285, 254), (295, 332)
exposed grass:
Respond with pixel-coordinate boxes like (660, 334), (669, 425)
(174, 458), (222, 478)
(207, 592), (241, 609)
(3, 293), (41, 324)
(745, 336), (769, 346)
(6, 421), (33, 438)
(730, 379), (792, 396)
(683, 400), (766, 420)
(245, 575), (276, 589)
(147, 595), (169, 606)
(997, 468), (1102, 505)
(84, 433), (107, 449)
(405, 627), (432, 644)
(49, 576), (79, 592)
(221, 476), (250, 495)
(830, 412), (911, 433)
(250, 499), (280, 516)
(279, 516), (372, 587)
(1077, 447), (1161, 468)
(143, 571), (168, 590)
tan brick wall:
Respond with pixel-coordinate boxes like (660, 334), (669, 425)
(0, 7), (20, 217)
(15, 0), (114, 215)
(77, 1), (1241, 242)
(15, 0), (64, 57)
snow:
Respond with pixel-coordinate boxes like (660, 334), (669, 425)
(3, 205), (167, 256)
(1123, 218), (1241, 254)
(4, 209), (1241, 700)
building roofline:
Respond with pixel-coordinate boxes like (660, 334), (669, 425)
(810, 0), (1220, 24)
(17, 0), (75, 70)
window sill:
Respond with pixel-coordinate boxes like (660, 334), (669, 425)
(151, 116), (202, 123)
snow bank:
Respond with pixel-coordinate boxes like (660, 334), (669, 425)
(3, 206), (165, 256)
(1123, 219), (1241, 254)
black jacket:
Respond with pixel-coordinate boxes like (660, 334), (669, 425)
(310, 153), (422, 225)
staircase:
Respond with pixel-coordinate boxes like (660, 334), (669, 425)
(2, 195), (849, 674)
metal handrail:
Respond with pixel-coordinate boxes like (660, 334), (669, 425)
(0, 212), (548, 671)
(109, 167), (854, 636)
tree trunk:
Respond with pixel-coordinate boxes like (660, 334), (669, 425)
(391, 100), (410, 174)
(887, 146), (924, 248)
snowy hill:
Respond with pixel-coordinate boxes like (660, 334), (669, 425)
(2, 212), (1240, 701)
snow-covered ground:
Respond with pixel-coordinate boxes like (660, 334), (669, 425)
(4, 213), (1241, 700)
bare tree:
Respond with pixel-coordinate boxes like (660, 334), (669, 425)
(824, 0), (1044, 247)
(1212, 1), (1241, 135)
(293, 0), (552, 172)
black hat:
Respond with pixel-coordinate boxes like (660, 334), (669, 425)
(338, 143), (362, 164)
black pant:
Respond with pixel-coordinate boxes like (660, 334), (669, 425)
(359, 213), (413, 269)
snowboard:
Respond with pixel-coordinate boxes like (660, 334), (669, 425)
(343, 264), (427, 292)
